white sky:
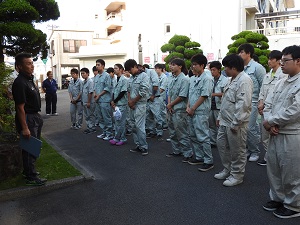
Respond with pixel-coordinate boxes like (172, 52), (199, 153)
(35, 0), (300, 58)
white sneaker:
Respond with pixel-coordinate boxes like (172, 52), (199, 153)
(166, 138), (171, 142)
(223, 176), (243, 187)
(214, 169), (229, 180)
(103, 136), (112, 141)
(97, 133), (105, 138)
(249, 153), (259, 162)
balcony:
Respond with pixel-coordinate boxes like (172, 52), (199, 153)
(105, 1), (126, 14)
(106, 12), (123, 30)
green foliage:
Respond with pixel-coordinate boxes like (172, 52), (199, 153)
(229, 47), (238, 54)
(169, 35), (190, 46)
(175, 46), (185, 53)
(257, 41), (269, 49)
(227, 31), (270, 70)
(245, 33), (263, 43)
(0, 63), (16, 143)
(161, 34), (203, 69)
(0, 137), (82, 190)
(261, 49), (271, 57)
(161, 43), (175, 53)
(185, 41), (201, 48)
(164, 52), (184, 63)
(231, 31), (253, 40)
(232, 38), (247, 47)
(254, 48), (262, 56)
(258, 55), (269, 71)
(0, 0), (60, 63)
(185, 60), (191, 70)
(184, 49), (202, 59)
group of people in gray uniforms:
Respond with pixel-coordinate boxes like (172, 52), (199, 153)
(67, 44), (300, 219)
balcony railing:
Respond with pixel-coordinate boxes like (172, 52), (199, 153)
(249, 26), (300, 36)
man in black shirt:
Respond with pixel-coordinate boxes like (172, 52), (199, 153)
(12, 53), (45, 186)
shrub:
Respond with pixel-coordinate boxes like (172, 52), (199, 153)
(161, 43), (175, 53)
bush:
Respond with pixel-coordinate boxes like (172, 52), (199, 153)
(164, 52), (184, 63)
(175, 46), (185, 53)
(254, 48), (262, 56)
(258, 41), (269, 49)
(232, 38), (247, 47)
(245, 33), (263, 43)
(229, 47), (238, 54)
(231, 31), (253, 40)
(0, 63), (17, 143)
(169, 35), (190, 46)
(185, 41), (201, 48)
(261, 49), (271, 57)
(185, 59), (191, 70)
(161, 43), (175, 53)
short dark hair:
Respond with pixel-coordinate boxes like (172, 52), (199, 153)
(114, 63), (124, 70)
(209, 61), (222, 71)
(92, 66), (97, 72)
(238, 43), (254, 58)
(154, 63), (164, 70)
(124, 59), (138, 71)
(191, 54), (207, 67)
(15, 52), (32, 67)
(106, 67), (114, 74)
(252, 54), (260, 63)
(143, 64), (150, 69)
(71, 68), (79, 74)
(96, 59), (105, 67)
(282, 45), (300, 60)
(268, 50), (282, 60)
(222, 54), (244, 72)
(170, 58), (188, 75)
(80, 67), (89, 74)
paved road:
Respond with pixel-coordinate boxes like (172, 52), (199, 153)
(0, 90), (299, 225)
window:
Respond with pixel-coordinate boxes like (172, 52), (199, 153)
(165, 24), (171, 33)
(63, 40), (87, 53)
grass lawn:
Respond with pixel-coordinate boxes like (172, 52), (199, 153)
(0, 137), (82, 191)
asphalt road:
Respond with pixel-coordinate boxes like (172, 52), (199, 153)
(0, 90), (299, 225)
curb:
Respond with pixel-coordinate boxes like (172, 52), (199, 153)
(0, 175), (94, 202)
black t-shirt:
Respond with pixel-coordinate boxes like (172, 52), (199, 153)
(12, 72), (41, 114)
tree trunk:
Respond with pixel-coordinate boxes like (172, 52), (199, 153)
(0, 143), (23, 181)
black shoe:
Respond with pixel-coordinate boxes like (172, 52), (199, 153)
(182, 156), (192, 163)
(140, 148), (148, 156)
(273, 206), (300, 219)
(263, 201), (283, 211)
(166, 152), (183, 158)
(188, 158), (204, 165)
(126, 131), (132, 136)
(22, 171), (40, 177)
(130, 146), (141, 153)
(157, 135), (164, 141)
(25, 178), (46, 186)
(163, 127), (168, 131)
(257, 159), (267, 166)
(146, 133), (156, 139)
(83, 129), (96, 134)
(198, 163), (214, 172)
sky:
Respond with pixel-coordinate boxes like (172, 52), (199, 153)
(35, 0), (300, 59)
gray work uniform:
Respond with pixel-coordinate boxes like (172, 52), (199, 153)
(189, 72), (214, 164)
(94, 71), (113, 136)
(82, 77), (95, 130)
(145, 69), (163, 136)
(263, 72), (300, 213)
(112, 75), (128, 142)
(68, 78), (83, 126)
(258, 67), (287, 158)
(217, 71), (253, 181)
(168, 72), (192, 158)
(158, 73), (168, 129)
(128, 72), (150, 150)
(244, 59), (266, 155)
(209, 74), (228, 145)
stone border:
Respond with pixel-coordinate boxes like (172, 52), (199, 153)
(0, 175), (93, 202)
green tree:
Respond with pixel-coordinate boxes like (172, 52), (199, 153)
(0, 0), (60, 63)
(161, 34), (203, 70)
(227, 31), (270, 71)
